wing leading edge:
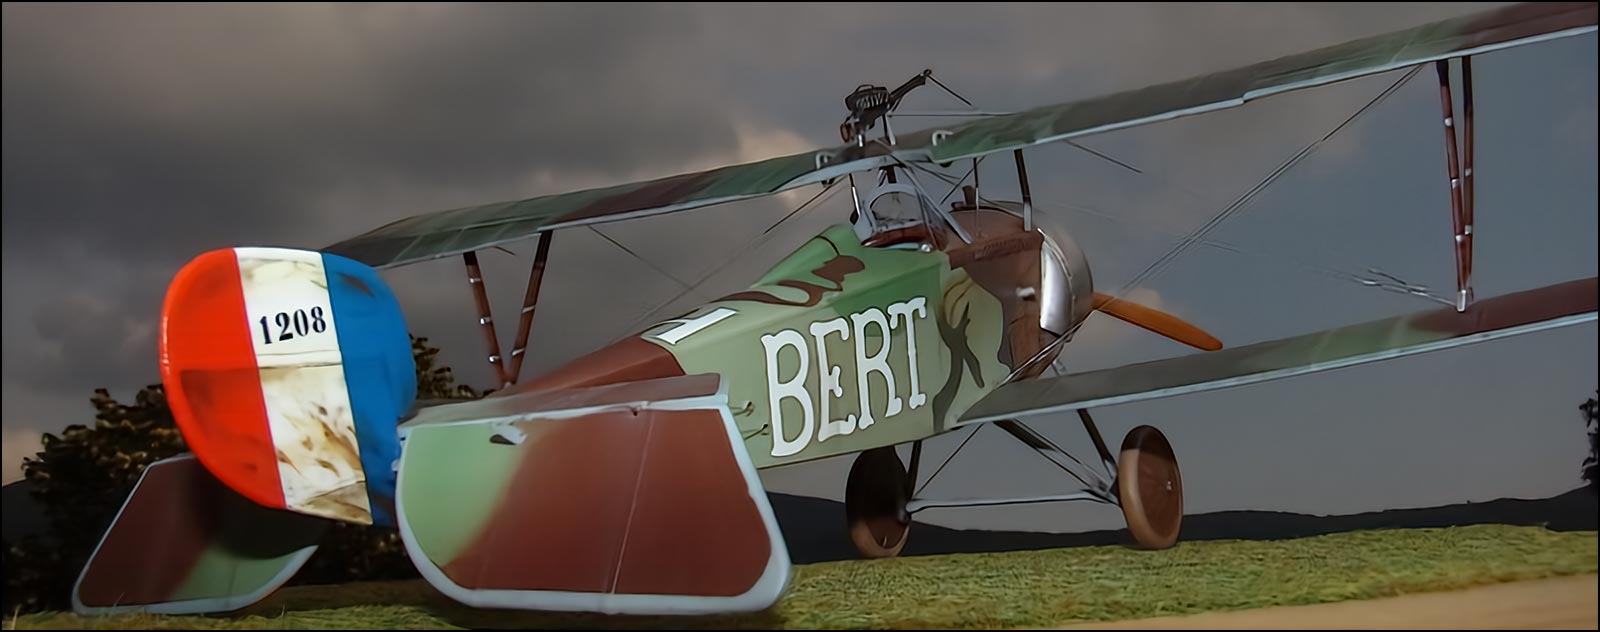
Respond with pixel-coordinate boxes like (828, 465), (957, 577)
(323, 3), (1594, 270)
(924, 2), (1597, 163)
(957, 277), (1598, 425)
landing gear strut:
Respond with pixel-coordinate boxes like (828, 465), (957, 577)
(848, 411), (1185, 559)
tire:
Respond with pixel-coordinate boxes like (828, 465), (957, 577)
(845, 446), (911, 558)
(1117, 425), (1183, 550)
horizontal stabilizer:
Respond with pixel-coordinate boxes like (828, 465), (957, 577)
(73, 454), (326, 615)
(395, 374), (789, 615)
(959, 277), (1597, 424)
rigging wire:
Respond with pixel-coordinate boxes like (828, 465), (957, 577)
(915, 423), (983, 497)
(939, 157), (985, 205)
(925, 72), (976, 108)
(600, 181), (845, 344)
(905, 64), (1449, 376)
(1115, 65), (1424, 299)
(1036, 197), (1453, 306)
(1064, 139), (1144, 175)
(889, 70), (1445, 499)
(912, 66), (1443, 307)
(588, 225), (706, 301)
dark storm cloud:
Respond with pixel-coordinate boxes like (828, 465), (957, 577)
(2, 253), (170, 397)
(2, 3), (745, 261)
(0, 2), (772, 429)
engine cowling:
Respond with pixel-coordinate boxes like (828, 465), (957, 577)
(1030, 205), (1096, 339)
(950, 201), (1094, 373)
(853, 185), (1095, 372)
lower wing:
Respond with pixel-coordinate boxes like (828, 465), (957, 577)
(958, 277), (1597, 424)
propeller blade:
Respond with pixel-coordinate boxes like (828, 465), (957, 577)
(1092, 293), (1223, 351)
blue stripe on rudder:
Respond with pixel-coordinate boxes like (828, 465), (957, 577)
(322, 253), (416, 528)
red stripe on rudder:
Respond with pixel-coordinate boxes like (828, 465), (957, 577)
(159, 250), (283, 509)
(615, 409), (771, 597)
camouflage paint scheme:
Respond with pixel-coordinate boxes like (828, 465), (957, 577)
(74, 455), (326, 615)
(394, 380), (790, 614)
(385, 221), (1028, 612)
(634, 224), (1012, 469)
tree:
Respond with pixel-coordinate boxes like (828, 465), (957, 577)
(1582, 391), (1598, 492)
(3, 386), (186, 614)
(2, 334), (483, 614)
(413, 335), (485, 400)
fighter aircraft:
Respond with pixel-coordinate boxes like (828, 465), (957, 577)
(73, 1), (1597, 618)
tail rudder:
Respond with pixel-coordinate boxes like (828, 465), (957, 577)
(160, 247), (415, 526)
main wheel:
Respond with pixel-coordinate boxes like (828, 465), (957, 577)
(1116, 425), (1183, 550)
(845, 446), (911, 558)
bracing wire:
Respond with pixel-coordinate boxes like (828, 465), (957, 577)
(1115, 65), (1425, 299)
(1037, 198), (1454, 306)
(601, 181), (845, 343)
(588, 225), (706, 300)
(915, 423), (983, 497)
(911, 65), (1444, 307)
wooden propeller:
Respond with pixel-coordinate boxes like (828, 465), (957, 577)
(1092, 293), (1223, 351)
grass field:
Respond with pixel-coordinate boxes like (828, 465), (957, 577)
(11, 524), (1597, 630)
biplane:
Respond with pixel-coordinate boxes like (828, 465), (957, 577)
(73, 2), (1597, 618)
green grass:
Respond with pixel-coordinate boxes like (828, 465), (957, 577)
(11, 525), (1597, 630)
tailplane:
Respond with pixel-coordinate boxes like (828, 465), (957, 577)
(73, 454), (327, 615)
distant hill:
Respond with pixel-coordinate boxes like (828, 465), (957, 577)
(4, 479), (1593, 564)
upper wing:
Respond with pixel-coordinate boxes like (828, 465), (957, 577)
(922, 2), (1596, 163)
(323, 2), (1595, 270)
(956, 277), (1598, 425)
(323, 149), (884, 269)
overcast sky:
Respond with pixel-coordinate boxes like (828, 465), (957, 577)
(3, 3), (1595, 534)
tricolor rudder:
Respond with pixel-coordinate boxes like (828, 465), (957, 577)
(160, 247), (415, 526)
